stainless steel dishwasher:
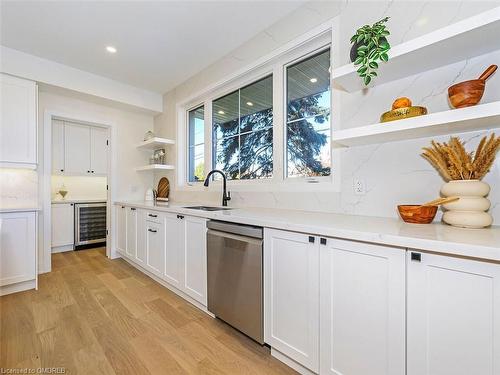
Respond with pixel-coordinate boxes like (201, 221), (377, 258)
(207, 220), (264, 344)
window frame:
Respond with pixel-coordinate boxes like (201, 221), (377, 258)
(283, 45), (332, 183)
(186, 104), (206, 183)
(176, 26), (339, 192)
(211, 74), (274, 181)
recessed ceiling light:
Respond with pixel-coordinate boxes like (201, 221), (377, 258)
(218, 110), (225, 115)
(310, 78), (318, 83)
(246, 102), (253, 106)
(106, 46), (117, 54)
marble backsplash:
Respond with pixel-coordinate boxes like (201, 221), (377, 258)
(162, 1), (500, 223)
(0, 169), (39, 209)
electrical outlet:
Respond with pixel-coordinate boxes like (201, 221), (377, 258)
(353, 178), (366, 195)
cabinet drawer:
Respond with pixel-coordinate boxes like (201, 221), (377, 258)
(145, 210), (161, 223)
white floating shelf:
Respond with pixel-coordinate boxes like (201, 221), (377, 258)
(135, 164), (175, 171)
(333, 7), (500, 92)
(136, 137), (175, 150)
(332, 101), (500, 148)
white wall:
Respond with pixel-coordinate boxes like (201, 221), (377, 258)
(153, 0), (500, 223)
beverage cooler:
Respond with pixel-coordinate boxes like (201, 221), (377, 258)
(74, 202), (107, 249)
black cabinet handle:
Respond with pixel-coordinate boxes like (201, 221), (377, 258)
(148, 229), (157, 233)
(148, 214), (158, 218)
(177, 215), (184, 219)
(130, 208), (136, 211)
(70, 203), (73, 206)
(320, 238), (327, 245)
(411, 252), (422, 262)
(121, 206), (125, 208)
(91, 170), (95, 173)
(60, 169), (64, 172)
(308, 236), (315, 243)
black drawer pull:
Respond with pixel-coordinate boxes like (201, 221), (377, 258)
(411, 252), (422, 262)
(121, 206), (125, 208)
(60, 169), (64, 172)
(130, 208), (136, 211)
(148, 214), (158, 218)
(177, 215), (184, 219)
(148, 229), (157, 233)
(320, 238), (327, 245)
(308, 236), (315, 243)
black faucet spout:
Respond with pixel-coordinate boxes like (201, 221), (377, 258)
(203, 170), (231, 206)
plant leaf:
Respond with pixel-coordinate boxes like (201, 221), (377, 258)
(380, 52), (389, 62)
(358, 45), (368, 52)
(357, 66), (368, 74)
(357, 34), (364, 44)
(364, 75), (372, 85)
(353, 57), (363, 65)
(370, 71), (378, 77)
(369, 61), (379, 69)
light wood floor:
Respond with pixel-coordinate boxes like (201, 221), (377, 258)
(0, 248), (296, 375)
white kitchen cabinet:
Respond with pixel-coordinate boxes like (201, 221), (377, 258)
(407, 251), (500, 375)
(0, 74), (37, 167)
(52, 119), (65, 174)
(164, 213), (184, 288)
(64, 122), (91, 174)
(183, 215), (207, 305)
(126, 207), (137, 258)
(51, 203), (74, 248)
(320, 238), (406, 375)
(135, 209), (146, 266)
(264, 228), (319, 373)
(116, 205), (127, 255)
(146, 219), (166, 277)
(0, 211), (37, 295)
(90, 126), (108, 175)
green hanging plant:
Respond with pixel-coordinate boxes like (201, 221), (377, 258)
(350, 17), (391, 86)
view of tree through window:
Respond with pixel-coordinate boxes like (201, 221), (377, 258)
(212, 75), (273, 180)
(188, 105), (205, 182)
(286, 48), (331, 177)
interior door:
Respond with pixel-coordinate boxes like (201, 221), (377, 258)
(90, 126), (108, 175)
(64, 121), (91, 174)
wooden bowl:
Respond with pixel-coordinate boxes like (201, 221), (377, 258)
(448, 79), (485, 108)
(397, 205), (438, 224)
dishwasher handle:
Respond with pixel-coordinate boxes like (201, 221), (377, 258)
(207, 220), (263, 239)
(208, 229), (263, 246)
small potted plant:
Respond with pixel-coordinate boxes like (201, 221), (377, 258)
(350, 17), (391, 85)
(421, 134), (500, 228)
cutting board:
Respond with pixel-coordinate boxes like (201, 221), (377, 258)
(157, 177), (170, 201)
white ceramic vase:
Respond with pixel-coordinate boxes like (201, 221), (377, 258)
(440, 180), (493, 229)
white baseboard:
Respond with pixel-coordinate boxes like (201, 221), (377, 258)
(0, 279), (36, 296)
(51, 244), (74, 253)
(271, 348), (317, 375)
(116, 252), (213, 317)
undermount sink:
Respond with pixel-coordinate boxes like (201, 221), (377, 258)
(184, 206), (233, 211)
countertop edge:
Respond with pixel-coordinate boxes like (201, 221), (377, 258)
(114, 201), (500, 262)
(0, 207), (41, 213)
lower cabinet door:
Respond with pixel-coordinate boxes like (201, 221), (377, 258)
(116, 205), (127, 254)
(146, 219), (165, 277)
(126, 207), (137, 258)
(320, 238), (406, 375)
(407, 251), (500, 375)
(182, 216), (207, 305)
(0, 212), (36, 286)
(264, 228), (319, 372)
(164, 213), (183, 288)
(51, 203), (74, 247)
(135, 209), (146, 265)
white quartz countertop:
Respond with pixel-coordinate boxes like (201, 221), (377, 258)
(115, 201), (500, 262)
(52, 199), (107, 204)
(0, 207), (41, 213)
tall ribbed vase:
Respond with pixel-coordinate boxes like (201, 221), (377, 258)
(440, 180), (493, 229)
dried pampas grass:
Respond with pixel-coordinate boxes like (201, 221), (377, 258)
(422, 133), (500, 181)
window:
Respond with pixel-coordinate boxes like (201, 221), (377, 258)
(187, 105), (205, 182)
(212, 75), (273, 180)
(286, 48), (331, 178)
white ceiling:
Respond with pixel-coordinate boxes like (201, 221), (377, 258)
(0, 1), (305, 93)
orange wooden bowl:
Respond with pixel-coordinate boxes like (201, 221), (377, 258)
(397, 205), (438, 224)
(448, 79), (485, 108)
